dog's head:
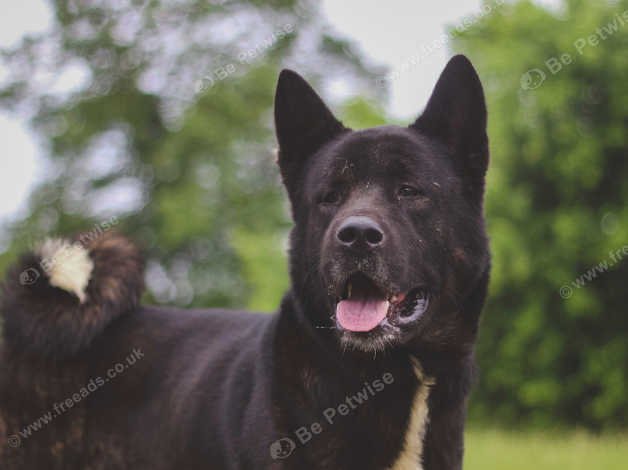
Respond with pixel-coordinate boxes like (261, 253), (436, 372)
(275, 56), (490, 354)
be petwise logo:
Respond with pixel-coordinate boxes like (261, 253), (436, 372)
(269, 437), (296, 460)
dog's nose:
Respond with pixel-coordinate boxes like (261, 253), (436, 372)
(336, 216), (384, 249)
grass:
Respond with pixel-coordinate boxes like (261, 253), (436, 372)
(464, 428), (628, 470)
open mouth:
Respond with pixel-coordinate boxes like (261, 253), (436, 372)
(335, 273), (430, 332)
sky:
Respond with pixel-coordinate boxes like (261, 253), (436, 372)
(0, 0), (561, 224)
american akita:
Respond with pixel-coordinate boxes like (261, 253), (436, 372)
(0, 54), (490, 470)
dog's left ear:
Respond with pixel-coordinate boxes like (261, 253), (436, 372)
(411, 55), (489, 203)
(274, 69), (346, 199)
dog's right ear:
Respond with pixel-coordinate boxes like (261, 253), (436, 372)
(274, 69), (346, 199)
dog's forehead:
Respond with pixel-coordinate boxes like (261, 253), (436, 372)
(312, 126), (439, 178)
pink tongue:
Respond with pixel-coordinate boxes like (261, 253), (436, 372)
(336, 299), (388, 332)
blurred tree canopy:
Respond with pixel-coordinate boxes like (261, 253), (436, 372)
(0, 0), (385, 310)
(454, 0), (628, 429)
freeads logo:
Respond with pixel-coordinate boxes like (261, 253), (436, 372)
(268, 372), (394, 460)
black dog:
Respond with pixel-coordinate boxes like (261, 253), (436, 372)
(0, 55), (490, 470)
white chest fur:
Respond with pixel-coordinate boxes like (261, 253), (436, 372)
(388, 357), (435, 470)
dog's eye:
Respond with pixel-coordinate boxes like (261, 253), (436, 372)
(398, 185), (422, 198)
(320, 190), (341, 205)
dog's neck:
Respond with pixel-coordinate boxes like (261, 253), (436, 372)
(278, 289), (473, 376)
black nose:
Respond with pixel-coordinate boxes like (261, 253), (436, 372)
(336, 216), (385, 249)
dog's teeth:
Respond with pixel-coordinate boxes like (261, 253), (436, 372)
(385, 300), (390, 311)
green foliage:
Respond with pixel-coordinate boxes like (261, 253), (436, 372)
(339, 97), (396, 128)
(454, 0), (628, 429)
(0, 0), (384, 309)
(231, 229), (289, 312)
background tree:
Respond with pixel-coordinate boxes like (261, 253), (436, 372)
(0, 0), (385, 310)
(453, 0), (628, 429)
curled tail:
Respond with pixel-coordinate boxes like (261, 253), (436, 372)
(1, 233), (144, 358)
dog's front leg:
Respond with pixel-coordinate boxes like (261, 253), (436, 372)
(420, 364), (473, 470)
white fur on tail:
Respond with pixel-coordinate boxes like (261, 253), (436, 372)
(39, 239), (94, 303)
(388, 357), (435, 470)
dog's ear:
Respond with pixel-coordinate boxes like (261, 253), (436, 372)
(274, 69), (346, 199)
(410, 55), (489, 203)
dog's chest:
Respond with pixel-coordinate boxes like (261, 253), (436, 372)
(280, 359), (434, 470)
(387, 360), (434, 470)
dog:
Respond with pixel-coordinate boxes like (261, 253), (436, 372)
(0, 54), (490, 470)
